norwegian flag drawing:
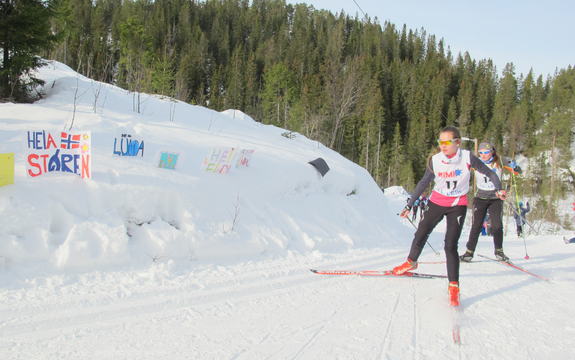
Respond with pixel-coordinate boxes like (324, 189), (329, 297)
(60, 132), (81, 149)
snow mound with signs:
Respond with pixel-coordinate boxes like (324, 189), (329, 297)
(0, 60), (406, 273)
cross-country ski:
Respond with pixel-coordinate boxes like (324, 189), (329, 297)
(477, 254), (551, 282)
(310, 269), (448, 278)
(451, 309), (462, 345)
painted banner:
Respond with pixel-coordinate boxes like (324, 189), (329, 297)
(113, 133), (144, 157)
(158, 152), (179, 170)
(26, 131), (91, 179)
(203, 148), (255, 174)
(203, 148), (236, 174)
(236, 149), (254, 168)
(0, 153), (15, 186)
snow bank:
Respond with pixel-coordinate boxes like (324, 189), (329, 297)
(0, 61), (408, 274)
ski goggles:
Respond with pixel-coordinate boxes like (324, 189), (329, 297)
(478, 150), (491, 155)
(437, 139), (458, 146)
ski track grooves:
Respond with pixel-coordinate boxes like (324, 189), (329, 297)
(289, 313), (333, 360)
(1, 252), (400, 351)
(377, 292), (401, 360)
(452, 308), (462, 357)
(411, 280), (419, 360)
(0, 265), (327, 341)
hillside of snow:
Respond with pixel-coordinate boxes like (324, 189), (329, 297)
(1, 61), (574, 359)
(0, 61), (406, 274)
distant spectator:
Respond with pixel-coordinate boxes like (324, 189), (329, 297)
(513, 201), (530, 236)
(507, 159), (522, 174)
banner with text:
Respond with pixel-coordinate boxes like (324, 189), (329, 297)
(26, 131), (91, 179)
(203, 148), (254, 174)
(113, 133), (145, 157)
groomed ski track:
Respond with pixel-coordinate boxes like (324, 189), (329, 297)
(1, 235), (574, 360)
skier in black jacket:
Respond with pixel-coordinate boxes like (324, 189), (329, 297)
(460, 142), (508, 262)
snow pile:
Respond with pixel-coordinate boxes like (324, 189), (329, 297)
(0, 61), (406, 274)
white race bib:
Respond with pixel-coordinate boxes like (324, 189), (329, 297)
(477, 163), (502, 191)
(432, 149), (471, 197)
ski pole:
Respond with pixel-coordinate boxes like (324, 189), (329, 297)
(399, 213), (440, 256)
(521, 236), (530, 259)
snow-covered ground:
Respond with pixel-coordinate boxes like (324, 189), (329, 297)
(1, 62), (574, 359)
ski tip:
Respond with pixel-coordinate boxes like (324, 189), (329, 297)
(310, 269), (318, 273)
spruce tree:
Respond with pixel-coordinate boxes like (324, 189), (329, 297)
(0, 0), (59, 101)
(261, 62), (295, 127)
(490, 63), (518, 149)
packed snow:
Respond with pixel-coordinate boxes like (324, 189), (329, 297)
(0, 61), (574, 359)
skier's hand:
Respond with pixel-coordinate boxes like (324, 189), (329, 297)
(400, 205), (411, 218)
(496, 190), (507, 200)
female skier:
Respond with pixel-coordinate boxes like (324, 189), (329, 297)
(393, 127), (506, 306)
(460, 142), (508, 262)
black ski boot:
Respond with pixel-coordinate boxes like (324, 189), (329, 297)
(459, 249), (474, 262)
(495, 248), (509, 262)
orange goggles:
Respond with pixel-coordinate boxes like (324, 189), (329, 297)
(437, 139), (457, 146)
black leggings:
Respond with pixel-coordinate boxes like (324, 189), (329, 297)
(466, 198), (503, 252)
(408, 201), (467, 282)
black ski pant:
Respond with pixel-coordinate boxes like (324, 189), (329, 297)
(466, 198), (503, 252)
(516, 225), (523, 236)
(407, 201), (467, 282)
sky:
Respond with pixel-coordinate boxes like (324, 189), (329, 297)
(286, 0), (574, 78)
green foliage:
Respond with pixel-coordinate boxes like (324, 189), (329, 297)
(261, 62), (296, 127)
(0, 0), (59, 101)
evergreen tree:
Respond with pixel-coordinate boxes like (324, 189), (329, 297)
(385, 121), (414, 189)
(490, 63), (518, 149)
(225, 45), (246, 110)
(0, 0), (59, 101)
(116, 7), (155, 112)
(357, 77), (385, 178)
(261, 62), (296, 127)
(446, 97), (458, 124)
(150, 52), (175, 97)
(542, 69), (575, 192)
(457, 75), (474, 134)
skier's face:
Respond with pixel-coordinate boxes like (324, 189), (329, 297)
(478, 149), (492, 161)
(438, 131), (460, 156)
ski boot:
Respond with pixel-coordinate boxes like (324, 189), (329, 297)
(448, 281), (460, 307)
(495, 248), (509, 262)
(392, 258), (417, 275)
(459, 249), (474, 262)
